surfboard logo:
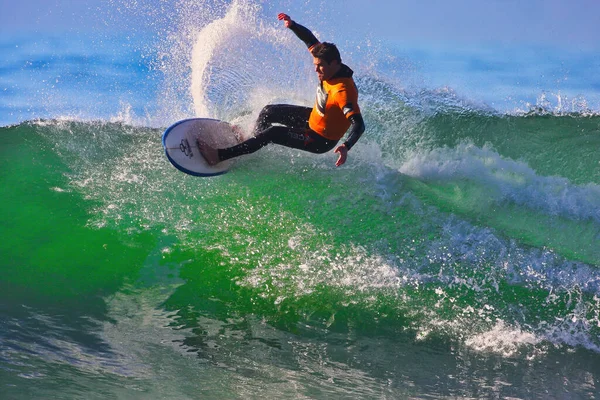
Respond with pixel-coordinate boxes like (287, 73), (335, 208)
(180, 138), (193, 158)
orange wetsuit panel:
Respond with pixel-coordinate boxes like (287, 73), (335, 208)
(308, 77), (361, 141)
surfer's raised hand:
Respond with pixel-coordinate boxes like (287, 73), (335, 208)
(334, 144), (348, 167)
(278, 13), (294, 28)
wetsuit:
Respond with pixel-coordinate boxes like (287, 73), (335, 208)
(217, 21), (365, 162)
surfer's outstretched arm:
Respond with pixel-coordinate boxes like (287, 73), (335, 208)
(278, 13), (319, 49)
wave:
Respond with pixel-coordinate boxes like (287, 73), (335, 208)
(2, 108), (599, 356)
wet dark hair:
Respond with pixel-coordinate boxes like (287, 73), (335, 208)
(311, 42), (341, 64)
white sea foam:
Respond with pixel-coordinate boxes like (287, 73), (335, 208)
(400, 142), (600, 224)
(464, 320), (541, 356)
(187, 0), (315, 122)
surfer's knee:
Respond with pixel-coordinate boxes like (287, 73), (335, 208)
(258, 104), (278, 120)
(254, 105), (277, 133)
(261, 104), (276, 113)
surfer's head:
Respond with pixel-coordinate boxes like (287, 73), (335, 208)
(311, 42), (341, 64)
(311, 42), (341, 82)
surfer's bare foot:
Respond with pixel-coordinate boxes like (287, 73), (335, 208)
(231, 124), (245, 143)
(196, 139), (220, 165)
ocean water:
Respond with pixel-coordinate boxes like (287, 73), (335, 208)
(2, 1), (600, 399)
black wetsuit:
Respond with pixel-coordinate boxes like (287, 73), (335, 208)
(218, 105), (339, 161)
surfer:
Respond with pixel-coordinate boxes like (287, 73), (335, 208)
(199, 13), (365, 167)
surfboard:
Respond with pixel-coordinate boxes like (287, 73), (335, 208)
(162, 118), (241, 177)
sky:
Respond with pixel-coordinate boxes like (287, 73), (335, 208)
(345, 0), (600, 48)
(1, 0), (599, 50)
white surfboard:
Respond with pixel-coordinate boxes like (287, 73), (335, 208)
(162, 118), (241, 177)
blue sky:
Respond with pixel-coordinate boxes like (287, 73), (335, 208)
(346, 0), (600, 48)
(1, 0), (599, 49)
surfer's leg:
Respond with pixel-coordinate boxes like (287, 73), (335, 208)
(217, 125), (289, 161)
(269, 128), (338, 154)
(215, 125), (336, 164)
(214, 106), (313, 163)
(253, 104), (312, 135)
